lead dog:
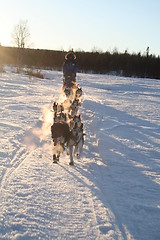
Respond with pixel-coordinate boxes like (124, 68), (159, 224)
(51, 121), (76, 165)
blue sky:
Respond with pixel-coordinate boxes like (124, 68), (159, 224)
(0, 0), (160, 55)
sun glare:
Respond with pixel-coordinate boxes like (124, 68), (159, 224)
(0, 23), (12, 46)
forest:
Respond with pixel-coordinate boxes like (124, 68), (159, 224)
(0, 45), (160, 79)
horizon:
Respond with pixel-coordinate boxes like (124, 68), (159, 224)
(0, 44), (159, 57)
(0, 0), (160, 56)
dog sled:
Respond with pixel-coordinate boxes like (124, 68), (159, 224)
(50, 53), (84, 165)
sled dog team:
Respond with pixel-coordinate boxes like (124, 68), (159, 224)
(51, 52), (84, 165)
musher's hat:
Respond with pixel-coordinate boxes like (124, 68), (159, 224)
(65, 52), (76, 60)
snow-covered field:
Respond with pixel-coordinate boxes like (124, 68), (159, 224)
(0, 67), (160, 240)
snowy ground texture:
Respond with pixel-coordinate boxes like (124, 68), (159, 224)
(0, 67), (160, 240)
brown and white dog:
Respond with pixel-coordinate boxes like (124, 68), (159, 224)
(53, 102), (64, 113)
(53, 102), (66, 123)
(51, 121), (76, 165)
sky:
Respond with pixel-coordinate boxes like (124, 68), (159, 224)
(0, 0), (160, 55)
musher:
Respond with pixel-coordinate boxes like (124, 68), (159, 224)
(63, 52), (78, 88)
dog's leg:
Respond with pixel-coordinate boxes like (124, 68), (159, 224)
(74, 144), (78, 156)
(53, 154), (58, 163)
(52, 141), (58, 163)
(74, 143), (80, 158)
(57, 151), (60, 161)
(69, 145), (74, 165)
(77, 140), (83, 159)
(75, 138), (83, 159)
(57, 143), (64, 162)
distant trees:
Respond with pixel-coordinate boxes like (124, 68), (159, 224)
(12, 20), (30, 48)
(146, 47), (150, 57)
(12, 20), (30, 72)
(0, 46), (160, 79)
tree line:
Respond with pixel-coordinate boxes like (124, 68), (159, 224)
(0, 45), (160, 79)
(1, 20), (160, 79)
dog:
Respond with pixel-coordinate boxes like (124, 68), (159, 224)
(63, 77), (79, 100)
(69, 99), (80, 117)
(51, 121), (77, 165)
(64, 87), (71, 97)
(53, 102), (64, 113)
(54, 112), (67, 123)
(69, 114), (82, 130)
(63, 77), (75, 97)
(72, 122), (85, 159)
(53, 102), (58, 112)
(75, 87), (82, 99)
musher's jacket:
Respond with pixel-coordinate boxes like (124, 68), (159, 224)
(63, 59), (78, 78)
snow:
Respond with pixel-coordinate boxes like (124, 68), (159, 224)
(0, 67), (160, 239)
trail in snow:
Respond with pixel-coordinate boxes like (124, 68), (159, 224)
(0, 68), (160, 239)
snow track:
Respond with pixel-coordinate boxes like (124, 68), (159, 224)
(0, 69), (160, 239)
(0, 147), (28, 191)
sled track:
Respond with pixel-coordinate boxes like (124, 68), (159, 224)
(66, 164), (115, 238)
(0, 147), (29, 192)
